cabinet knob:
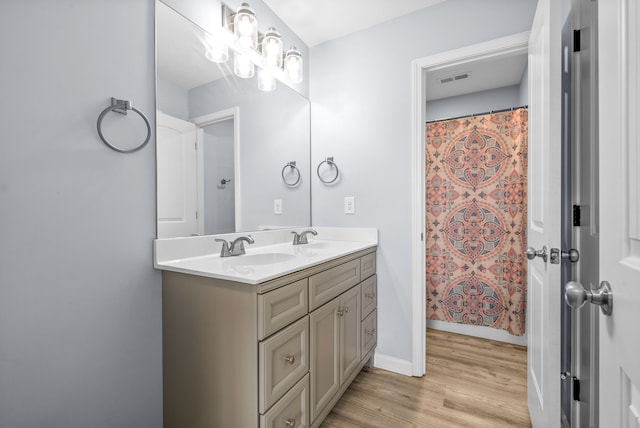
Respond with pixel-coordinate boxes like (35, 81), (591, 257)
(285, 418), (296, 427)
(336, 306), (349, 316)
(365, 292), (375, 299)
(366, 329), (376, 336)
(282, 355), (295, 365)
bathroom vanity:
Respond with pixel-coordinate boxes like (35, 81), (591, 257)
(155, 228), (377, 427)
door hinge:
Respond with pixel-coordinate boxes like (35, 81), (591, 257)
(573, 205), (581, 226)
(421, 232), (424, 242)
(573, 29), (581, 52)
(195, 141), (197, 150)
(573, 376), (581, 401)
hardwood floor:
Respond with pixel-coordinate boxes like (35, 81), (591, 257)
(321, 329), (531, 428)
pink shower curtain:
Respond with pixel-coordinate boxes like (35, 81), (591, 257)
(425, 108), (528, 336)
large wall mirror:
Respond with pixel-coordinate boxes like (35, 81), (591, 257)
(155, 1), (311, 238)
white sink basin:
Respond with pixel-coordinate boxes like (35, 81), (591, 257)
(223, 253), (296, 267)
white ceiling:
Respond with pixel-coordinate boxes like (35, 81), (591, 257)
(261, 0), (447, 47)
(157, 1), (231, 91)
(426, 53), (528, 101)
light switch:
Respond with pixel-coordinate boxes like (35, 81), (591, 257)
(274, 199), (282, 215)
(344, 196), (355, 214)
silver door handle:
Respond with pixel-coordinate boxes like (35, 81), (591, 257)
(564, 280), (613, 316)
(562, 249), (580, 263)
(526, 246), (548, 262)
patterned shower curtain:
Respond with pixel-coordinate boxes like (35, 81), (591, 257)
(425, 108), (528, 336)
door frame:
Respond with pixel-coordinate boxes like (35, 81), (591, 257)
(410, 31), (530, 376)
(191, 107), (241, 232)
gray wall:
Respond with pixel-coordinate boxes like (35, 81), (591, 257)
(309, 0), (538, 365)
(0, 1), (161, 427)
(189, 77), (311, 231)
(157, 73), (189, 120)
(204, 120), (236, 234)
(425, 84), (522, 122)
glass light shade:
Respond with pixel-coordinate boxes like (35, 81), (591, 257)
(234, 3), (258, 49)
(284, 47), (303, 84)
(258, 69), (276, 92)
(262, 27), (283, 68)
(234, 51), (254, 78)
(204, 35), (229, 63)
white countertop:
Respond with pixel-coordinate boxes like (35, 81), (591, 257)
(154, 227), (378, 285)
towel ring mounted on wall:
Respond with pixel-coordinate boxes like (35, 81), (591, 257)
(97, 97), (151, 153)
(282, 161), (301, 187)
(317, 157), (339, 184)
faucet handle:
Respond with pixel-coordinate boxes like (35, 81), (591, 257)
(291, 231), (301, 245)
(229, 235), (254, 256)
(215, 238), (231, 257)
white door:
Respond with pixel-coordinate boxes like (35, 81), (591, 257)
(527, 0), (563, 426)
(597, 0), (640, 424)
(157, 111), (199, 238)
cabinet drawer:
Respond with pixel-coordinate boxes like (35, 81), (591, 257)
(309, 259), (360, 310)
(259, 279), (308, 340)
(361, 310), (377, 358)
(259, 317), (309, 413)
(360, 252), (376, 280)
(260, 374), (309, 428)
(360, 275), (377, 320)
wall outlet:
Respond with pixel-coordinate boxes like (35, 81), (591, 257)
(274, 199), (282, 215)
(344, 196), (355, 214)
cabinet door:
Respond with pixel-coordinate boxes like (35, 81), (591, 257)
(360, 275), (376, 320)
(309, 298), (340, 423)
(339, 285), (361, 384)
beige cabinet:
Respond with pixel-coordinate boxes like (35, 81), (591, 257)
(162, 248), (376, 428)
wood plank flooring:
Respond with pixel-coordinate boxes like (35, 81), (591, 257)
(321, 329), (531, 428)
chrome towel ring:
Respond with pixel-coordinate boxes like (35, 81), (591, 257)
(317, 157), (339, 184)
(282, 161), (301, 187)
(97, 97), (151, 153)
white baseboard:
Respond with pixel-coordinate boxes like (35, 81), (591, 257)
(427, 319), (527, 346)
(373, 352), (413, 376)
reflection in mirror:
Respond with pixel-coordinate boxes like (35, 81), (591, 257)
(155, 1), (311, 238)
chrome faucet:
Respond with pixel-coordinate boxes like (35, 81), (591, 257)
(291, 229), (318, 245)
(215, 235), (254, 257)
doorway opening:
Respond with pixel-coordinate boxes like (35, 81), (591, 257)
(411, 31), (530, 376)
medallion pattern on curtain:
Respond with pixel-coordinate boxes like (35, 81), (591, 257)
(425, 108), (528, 336)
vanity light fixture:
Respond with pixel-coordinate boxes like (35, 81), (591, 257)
(219, 2), (303, 90)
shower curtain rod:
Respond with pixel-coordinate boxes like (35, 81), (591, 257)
(425, 104), (528, 124)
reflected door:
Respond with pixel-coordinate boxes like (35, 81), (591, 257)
(157, 111), (199, 238)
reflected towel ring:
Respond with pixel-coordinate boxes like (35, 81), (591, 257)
(97, 97), (151, 153)
(317, 157), (339, 184)
(282, 161), (301, 187)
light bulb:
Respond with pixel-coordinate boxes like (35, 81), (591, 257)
(204, 34), (228, 63)
(234, 52), (254, 78)
(261, 27), (283, 68)
(284, 47), (303, 84)
(233, 3), (258, 50)
(258, 69), (276, 92)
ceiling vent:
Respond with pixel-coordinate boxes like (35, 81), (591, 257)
(440, 72), (471, 84)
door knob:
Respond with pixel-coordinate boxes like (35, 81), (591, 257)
(562, 248), (580, 263)
(564, 280), (613, 316)
(526, 245), (548, 262)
